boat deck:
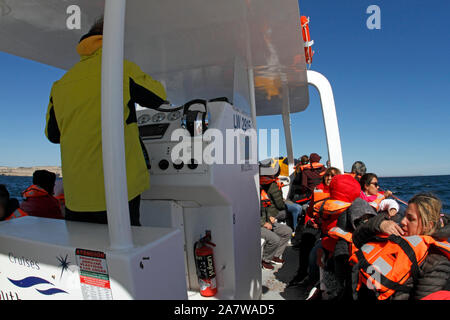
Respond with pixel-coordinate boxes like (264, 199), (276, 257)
(261, 243), (308, 300)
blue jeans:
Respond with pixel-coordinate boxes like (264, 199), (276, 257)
(285, 202), (302, 231)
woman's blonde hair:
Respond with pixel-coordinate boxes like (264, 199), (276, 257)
(408, 193), (442, 235)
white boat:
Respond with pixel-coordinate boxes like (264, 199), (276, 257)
(0, 0), (343, 300)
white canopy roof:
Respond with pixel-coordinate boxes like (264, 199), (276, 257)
(0, 0), (309, 116)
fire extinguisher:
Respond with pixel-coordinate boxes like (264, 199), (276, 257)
(194, 230), (217, 297)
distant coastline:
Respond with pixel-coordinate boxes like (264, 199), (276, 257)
(0, 166), (62, 177)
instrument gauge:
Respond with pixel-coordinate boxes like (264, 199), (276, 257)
(137, 114), (151, 125)
(168, 111), (181, 121)
(152, 112), (165, 122)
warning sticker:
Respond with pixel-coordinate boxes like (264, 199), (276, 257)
(75, 248), (113, 300)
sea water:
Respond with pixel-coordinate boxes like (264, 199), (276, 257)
(1, 174), (449, 211)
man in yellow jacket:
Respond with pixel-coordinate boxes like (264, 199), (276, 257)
(45, 18), (166, 225)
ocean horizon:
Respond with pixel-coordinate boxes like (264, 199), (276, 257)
(1, 174), (449, 212)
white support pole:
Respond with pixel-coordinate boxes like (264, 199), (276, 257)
(306, 70), (344, 173)
(101, 0), (133, 250)
(281, 85), (295, 176)
(248, 69), (257, 133)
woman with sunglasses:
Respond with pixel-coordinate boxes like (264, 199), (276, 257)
(359, 173), (399, 217)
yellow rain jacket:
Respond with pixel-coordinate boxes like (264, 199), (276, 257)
(45, 35), (166, 212)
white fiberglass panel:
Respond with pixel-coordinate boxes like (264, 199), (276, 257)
(0, 0), (309, 115)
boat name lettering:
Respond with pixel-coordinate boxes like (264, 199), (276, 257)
(8, 253), (40, 270)
(233, 114), (252, 131)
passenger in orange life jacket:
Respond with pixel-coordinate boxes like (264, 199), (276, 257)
(327, 197), (379, 300)
(20, 170), (63, 220)
(259, 159), (293, 270)
(351, 192), (450, 300)
(300, 155), (309, 166)
(0, 184), (27, 221)
(359, 173), (399, 218)
(290, 175), (361, 299)
(288, 166), (341, 288)
(288, 153), (325, 205)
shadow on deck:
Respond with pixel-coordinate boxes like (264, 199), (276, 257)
(261, 245), (308, 300)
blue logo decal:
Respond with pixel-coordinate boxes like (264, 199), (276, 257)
(8, 277), (67, 295)
(8, 276), (52, 288)
(36, 288), (68, 295)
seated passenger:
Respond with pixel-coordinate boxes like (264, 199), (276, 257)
(287, 155), (307, 203)
(304, 166), (342, 220)
(259, 159), (293, 269)
(327, 198), (378, 300)
(288, 153), (325, 205)
(260, 158), (302, 232)
(299, 155), (309, 166)
(351, 193), (450, 300)
(288, 167), (341, 287)
(306, 174), (361, 299)
(0, 184), (27, 221)
(346, 161), (367, 182)
(359, 173), (399, 217)
(20, 170), (63, 220)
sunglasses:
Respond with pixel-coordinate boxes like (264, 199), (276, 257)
(370, 182), (379, 187)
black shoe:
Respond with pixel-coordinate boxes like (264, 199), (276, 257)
(287, 273), (307, 287)
(291, 240), (301, 249)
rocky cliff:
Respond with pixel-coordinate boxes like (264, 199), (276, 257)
(0, 166), (62, 177)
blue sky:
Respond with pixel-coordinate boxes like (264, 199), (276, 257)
(0, 0), (449, 177)
(257, 0), (450, 176)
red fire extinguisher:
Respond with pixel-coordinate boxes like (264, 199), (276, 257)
(194, 230), (217, 297)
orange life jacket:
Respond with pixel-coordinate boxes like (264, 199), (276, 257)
(5, 208), (28, 220)
(260, 178), (283, 208)
(349, 235), (450, 300)
(21, 184), (50, 199)
(294, 162), (325, 175)
(328, 226), (358, 256)
(305, 187), (330, 221)
(260, 176), (284, 188)
(313, 199), (352, 222)
(313, 199), (352, 252)
(261, 189), (271, 208)
(313, 187), (330, 204)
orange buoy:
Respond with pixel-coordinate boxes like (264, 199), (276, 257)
(300, 16), (314, 65)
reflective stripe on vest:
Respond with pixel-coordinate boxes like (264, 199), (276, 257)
(328, 227), (357, 255)
(350, 235), (450, 300)
(5, 208), (28, 220)
(328, 227), (353, 243)
(315, 199), (352, 219)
